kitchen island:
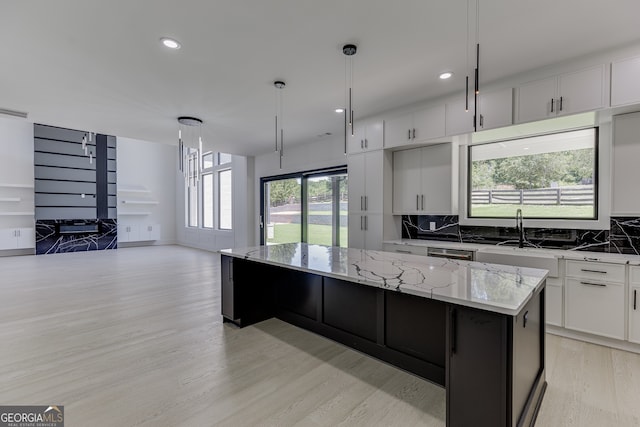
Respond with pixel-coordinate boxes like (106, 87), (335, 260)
(220, 243), (547, 427)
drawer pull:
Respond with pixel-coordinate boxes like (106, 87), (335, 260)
(580, 281), (606, 287)
(396, 249), (412, 254)
(580, 269), (607, 274)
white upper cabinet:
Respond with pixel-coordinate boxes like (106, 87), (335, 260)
(385, 105), (446, 149)
(348, 150), (383, 215)
(611, 55), (640, 107)
(347, 119), (384, 154)
(413, 105), (446, 142)
(477, 87), (513, 131)
(445, 97), (474, 136)
(516, 65), (606, 123)
(393, 143), (456, 215)
(612, 111), (640, 215)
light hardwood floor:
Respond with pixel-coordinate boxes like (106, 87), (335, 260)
(0, 245), (639, 426)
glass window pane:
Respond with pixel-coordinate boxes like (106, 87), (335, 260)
(218, 153), (232, 165)
(203, 173), (213, 228)
(219, 169), (232, 230)
(188, 184), (198, 227)
(202, 153), (214, 169)
(469, 128), (596, 219)
(265, 178), (301, 244)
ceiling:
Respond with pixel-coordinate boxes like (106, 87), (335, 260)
(2, 0), (640, 156)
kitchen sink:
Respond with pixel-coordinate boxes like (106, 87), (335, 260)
(476, 247), (559, 277)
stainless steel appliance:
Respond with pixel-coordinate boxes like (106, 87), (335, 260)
(426, 247), (475, 261)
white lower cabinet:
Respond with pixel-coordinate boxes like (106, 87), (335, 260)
(119, 223), (160, 243)
(565, 277), (625, 340)
(628, 266), (640, 344)
(0, 228), (35, 250)
(545, 277), (563, 327)
(118, 224), (139, 243)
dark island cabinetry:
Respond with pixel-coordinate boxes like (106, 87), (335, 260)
(220, 252), (546, 427)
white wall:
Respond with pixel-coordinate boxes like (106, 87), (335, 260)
(176, 154), (254, 251)
(117, 137), (176, 245)
(253, 135), (348, 246)
(0, 116), (34, 231)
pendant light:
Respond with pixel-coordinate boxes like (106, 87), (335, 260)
(343, 43), (357, 154)
(274, 80), (286, 169)
(177, 116), (203, 184)
(474, 0), (481, 131)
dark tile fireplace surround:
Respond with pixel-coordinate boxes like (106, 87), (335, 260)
(402, 215), (640, 255)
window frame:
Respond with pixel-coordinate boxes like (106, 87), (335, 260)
(458, 125), (611, 230)
(184, 149), (234, 231)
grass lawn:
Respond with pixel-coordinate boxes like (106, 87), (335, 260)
(470, 204), (594, 218)
(267, 223), (348, 247)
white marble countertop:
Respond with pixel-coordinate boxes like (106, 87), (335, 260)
(220, 243), (547, 316)
(384, 239), (640, 265)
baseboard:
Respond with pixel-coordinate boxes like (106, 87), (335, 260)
(0, 248), (35, 257)
(547, 324), (640, 354)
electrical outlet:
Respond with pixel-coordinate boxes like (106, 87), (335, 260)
(429, 222), (436, 231)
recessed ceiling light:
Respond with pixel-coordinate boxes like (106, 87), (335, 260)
(439, 72), (453, 80)
(335, 108), (345, 113)
(161, 38), (181, 49)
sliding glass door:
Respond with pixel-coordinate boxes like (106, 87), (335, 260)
(306, 173), (348, 247)
(261, 168), (347, 247)
(263, 177), (302, 245)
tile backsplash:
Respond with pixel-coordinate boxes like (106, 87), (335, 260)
(402, 215), (640, 254)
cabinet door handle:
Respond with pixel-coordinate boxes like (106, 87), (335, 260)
(407, 129), (411, 140)
(421, 194), (424, 210)
(365, 196), (368, 211)
(580, 269), (607, 274)
(580, 281), (607, 287)
(364, 138), (368, 148)
(229, 259), (233, 280)
(364, 215), (368, 231)
(360, 196), (364, 211)
(559, 96), (563, 111)
(360, 216), (364, 230)
(550, 98), (555, 113)
(412, 128), (416, 139)
(479, 114), (484, 127)
(450, 308), (457, 354)
(416, 194), (419, 210)
(634, 289), (637, 311)
(360, 139), (363, 149)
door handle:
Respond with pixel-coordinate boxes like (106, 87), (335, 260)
(416, 195), (419, 210)
(361, 196), (364, 211)
(450, 308), (457, 354)
(421, 195), (424, 210)
(559, 96), (563, 111)
(412, 128), (416, 139)
(479, 114), (484, 127)
(364, 215), (368, 231)
(550, 98), (555, 113)
(365, 196), (368, 211)
(634, 289), (637, 311)
(580, 281), (606, 287)
(580, 269), (607, 274)
(407, 129), (411, 140)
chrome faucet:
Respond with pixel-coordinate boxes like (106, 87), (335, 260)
(515, 208), (525, 248)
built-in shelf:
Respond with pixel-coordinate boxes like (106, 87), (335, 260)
(118, 187), (150, 194)
(0, 211), (35, 216)
(118, 212), (151, 216)
(0, 183), (34, 189)
(120, 200), (158, 205)
(0, 197), (21, 202)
